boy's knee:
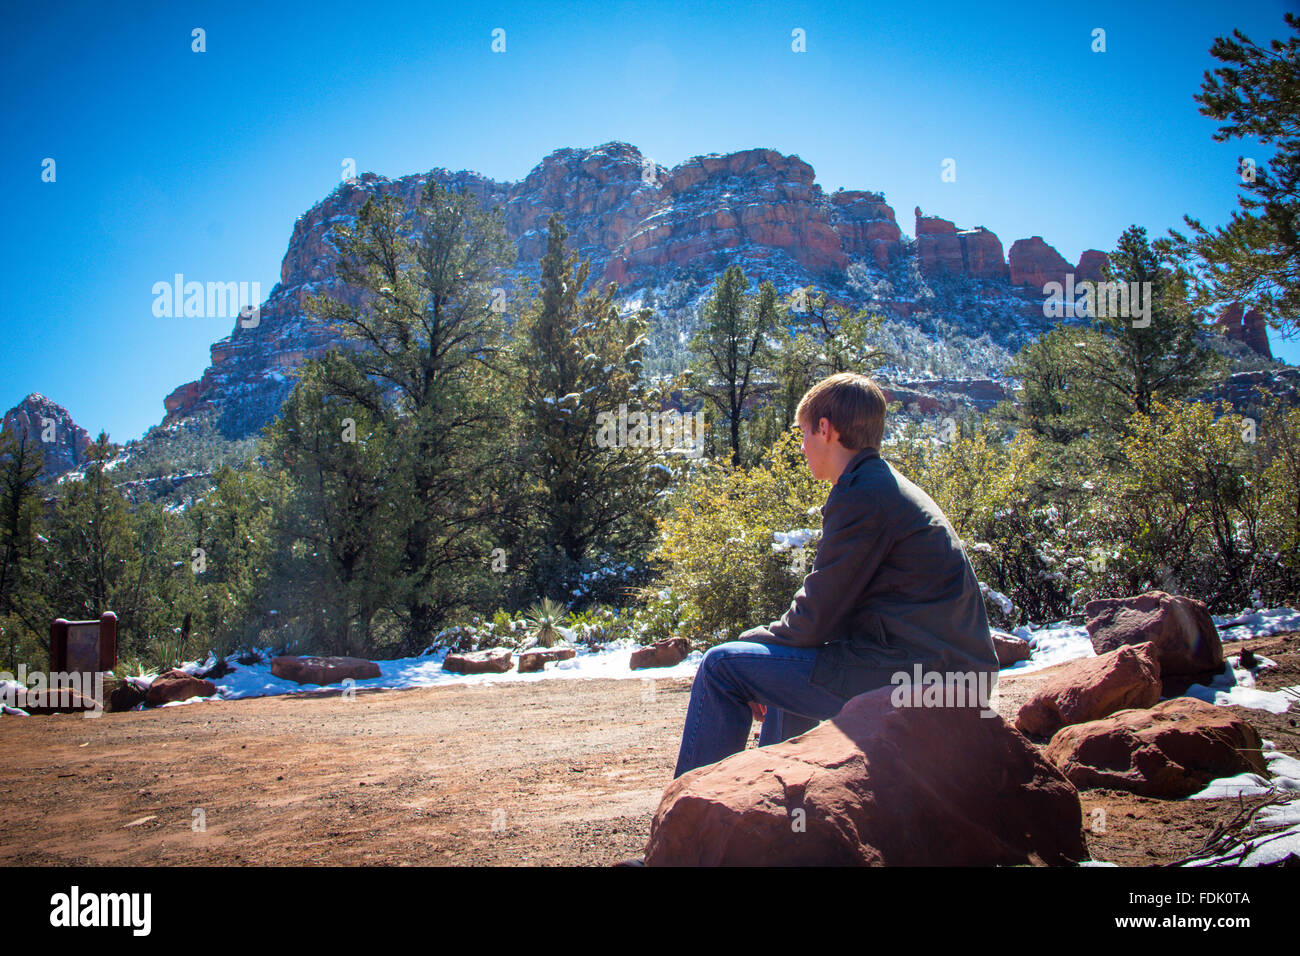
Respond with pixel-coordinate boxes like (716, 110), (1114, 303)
(698, 642), (746, 681)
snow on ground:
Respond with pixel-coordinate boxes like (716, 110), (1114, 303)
(1184, 751), (1300, 866)
(1190, 742), (1300, 800)
(130, 639), (705, 709)
(1184, 654), (1299, 714)
(996, 605), (1300, 677)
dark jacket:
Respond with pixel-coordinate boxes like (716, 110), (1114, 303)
(741, 446), (999, 700)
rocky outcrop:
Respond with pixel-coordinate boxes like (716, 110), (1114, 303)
(1043, 698), (1268, 798)
(1008, 236), (1073, 288)
(913, 208), (1008, 280)
(1215, 302), (1273, 359)
(644, 684), (1087, 866)
(1015, 643), (1163, 738)
(162, 144), (918, 436)
(1075, 249), (1109, 282)
(1084, 591), (1224, 682)
(2, 394), (93, 478)
(1196, 367), (1300, 417)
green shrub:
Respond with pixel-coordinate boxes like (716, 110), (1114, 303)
(649, 428), (824, 646)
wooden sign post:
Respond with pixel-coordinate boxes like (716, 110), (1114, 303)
(50, 612), (117, 673)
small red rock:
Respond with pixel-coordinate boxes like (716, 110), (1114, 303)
(518, 647), (577, 673)
(1014, 643), (1162, 738)
(443, 648), (513, 674)
(630, 638), (690, 670)
(145, 669), (217, 707)
(1044, 697), (1267, 798)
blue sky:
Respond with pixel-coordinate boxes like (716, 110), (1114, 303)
(4, 0), (1297, 442)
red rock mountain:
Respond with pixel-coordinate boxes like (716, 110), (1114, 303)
(2, 393), (93, 477)
(160, 142), (1137, 438)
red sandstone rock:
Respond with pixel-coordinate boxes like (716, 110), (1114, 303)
(1076, 249), (1108, 282)
(1084, 591), (1224, 678)
(270, 655), (382, 686)
(644, 685), (1087, 866)
(1014, 643), (1162, 738)
(1215, 302), (1273, 359)
(517, 647), (577, 673)
(914, 207), (957, 235)
(443, 648), (514, 674)
(630, 638), (690, 670)
(1043, 698), (1267, 798)
(1008, 236), (1072, 288)
(145, 669), (217, 707)
(957, 228), (1009, 280)
(993, 632), (1031, 667)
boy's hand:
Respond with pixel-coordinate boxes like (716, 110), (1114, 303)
(749, 701), (766, 722)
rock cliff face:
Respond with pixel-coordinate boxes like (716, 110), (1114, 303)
(158, 142), (1131, 439)
(1215, 302), (1273, 359)
(2, 393), (93, 477)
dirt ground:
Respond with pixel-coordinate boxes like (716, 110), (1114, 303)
(1, 632), (1296, 867)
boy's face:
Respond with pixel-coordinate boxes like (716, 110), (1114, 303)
(798, 415), (836, 481)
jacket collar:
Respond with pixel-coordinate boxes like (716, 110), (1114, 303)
(834, 445), (880, 487)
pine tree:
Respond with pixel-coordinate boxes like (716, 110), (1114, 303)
(1070, 226), (1227, 434)
(689, 266), (779, 466)
(511, 214), (665, 601)
(302, 180), (516, 648)
(1163, 12), (1300, 336)
(263, 356), (400, 657)
(0, 428), (46, 670)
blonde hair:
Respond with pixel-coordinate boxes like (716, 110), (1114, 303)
(796, 372), (887, 451)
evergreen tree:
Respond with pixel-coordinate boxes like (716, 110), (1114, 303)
(303, 180), (516, 648)
(0, 429), (46, 669)
(263, 356), (400, 657)
(1163, 12), (1300, 336)
(1069, 226), (1227, 440)
(689, 266), (779, 466)
(511, 214), (665, 601)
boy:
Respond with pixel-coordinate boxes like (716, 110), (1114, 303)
(672, 372), (1000, 778)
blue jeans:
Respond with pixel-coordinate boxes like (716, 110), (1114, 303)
(673, 640), (855, 778)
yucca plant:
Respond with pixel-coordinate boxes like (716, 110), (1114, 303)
(523, 598), (569, 648)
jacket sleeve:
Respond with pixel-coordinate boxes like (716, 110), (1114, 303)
(740, 485), (892, 649)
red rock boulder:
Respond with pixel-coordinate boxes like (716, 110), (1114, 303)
(270, 655), (381, 686)
(645, 685), (1087, 866)
(1015, 643), (1162, 738)
(109, 677), (149, 712)
(443, 648), (514, 674)
(518, 647), (577, 673)
(993, 632), (1031, 667)
(145, 669), (217, 707)
(630, 638), (690, 670)
(1043, 698), (1267, 798)
(1084, 591), (1224, 679)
